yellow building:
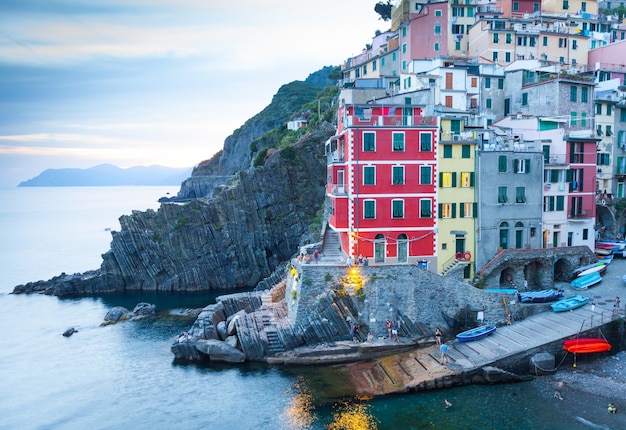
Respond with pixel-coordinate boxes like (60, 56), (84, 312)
(437, 116), (478, 279)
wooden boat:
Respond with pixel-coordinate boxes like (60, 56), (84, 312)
(551, 295), (589, 312)
(456, 324), (496, 342)
(576, 264), (606, 277)
(518, 289), (564, 303)
(564, 338), (611, 354)
(570, 272), (602, 290)
(573, 262), (605, 276)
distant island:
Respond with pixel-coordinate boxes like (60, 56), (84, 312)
(18, 164), (192, 187)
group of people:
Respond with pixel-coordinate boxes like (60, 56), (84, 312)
(297, 249), (320, 265)
(347, 254), (369, 266)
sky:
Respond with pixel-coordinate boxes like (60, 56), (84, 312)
(0, 0), (386, 187)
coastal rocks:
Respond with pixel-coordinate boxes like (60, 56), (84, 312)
(101, 303), (157, 326)
(194, 339), (246, 363)
(102, 307), (132, 325)
(13, 132), (330, 297)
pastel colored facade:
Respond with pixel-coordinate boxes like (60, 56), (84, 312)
(499, 0), (542, 18)
(541, 0), (598, 16)
(589, 40), (626, 80)
(325, 100), (438, 264)
(437, 117), (479, 278)
(397, 1), (450, 68)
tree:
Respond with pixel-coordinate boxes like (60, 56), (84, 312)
(374, 1), (393, 21)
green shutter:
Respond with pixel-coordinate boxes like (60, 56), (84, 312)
(498, 155), (507, 172)
(452, 172), (457, 187)
(525, 159), (531, 173)
(438, 203), (442, 218)
(579, 168), (584, 191)
(451, 203), (456, 218)
(473, 202), (478, 218)
(470, 172), (475, 186)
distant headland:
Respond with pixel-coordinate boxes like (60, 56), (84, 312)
(18, 164), (192, 187)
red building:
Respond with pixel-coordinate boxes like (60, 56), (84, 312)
(325, 103), (439, 264)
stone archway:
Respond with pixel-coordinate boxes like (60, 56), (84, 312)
(596, 205), (616, 239)
(553, 258), (570, 282)
(499, 268), (516, 288)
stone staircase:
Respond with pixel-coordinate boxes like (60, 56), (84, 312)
(321, 227), (345, 264)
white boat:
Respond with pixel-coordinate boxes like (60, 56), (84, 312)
(577, 264), (606, 277)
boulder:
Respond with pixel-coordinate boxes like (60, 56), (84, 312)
(133, 302), (156, 317)
(195, 339), (246, 363)
(102, 306), (131, 325)
(225, 335), (239, 349)
(216, 321), (228, 340)
(62, 327), (78, 337)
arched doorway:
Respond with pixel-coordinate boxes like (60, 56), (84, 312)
(397, 234), (408, 263)
(374, 234), (385, 263)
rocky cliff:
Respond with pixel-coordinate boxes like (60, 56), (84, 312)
(14, 131), (330, 296)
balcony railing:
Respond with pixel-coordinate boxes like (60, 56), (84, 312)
(345, 114), (437, 128)
(441, 130), (479, 142)
(328, 184), (347, 196)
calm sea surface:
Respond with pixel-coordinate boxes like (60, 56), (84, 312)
(0, 186), (615, 429)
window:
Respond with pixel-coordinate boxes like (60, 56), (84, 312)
(364, 200), (375, 219)
(514, 158), (530, 173)
(363, 166), (375, 185)
(581, 1), (586, 10)
(462, 202), (475, 218)
(402, 43), (407, 53)
(372, 60), (377, 71)
(570, 111), (577, 126)
(486, 98), (492, 108)
(581, 87), (588, 102)
(471, 77), (477, 87)
(434, 25), (442, 35)
(440, 203), (454, 218)
(420, 133), (432, 151)
(505, 52), (511, 63)
(461, 171), (474, 187)
(485, 77), (491, 88)
(434, 42), (440, 51)
(620, 108), (626, 122)
(581, 112), (587, 127)
(597, 125), (603, 136)
(572, 40), (578, 50)
(556, 195), (565, 211)
(583, 228), (588, 240)
(443, 145), (452, 158)
(498, 155), (507, 172)
(498, 186), (508, 203)
(441, 172), (456, 187)
(402, 27), (406, 37)
(598, 152), (610, 166)
(563, 0), (569, 9)
(435, 9), (442, 16)
(570, 86), (577, 102)
(493, 33), (499, 43)
(420, 199), (432, 218)
(492, 51), (498, 62)
(461, 145), (470, 158)
(522, 93), (528, 105)
(392, 200), (404, 218)
(607, 105), (612, 115)
(596, 103), (602, 115)
(363, 132), (375, 151)
(543, 36), (548, 46)
(506, 33), (512, 44)
(516, 187), (527, 203)
(392, 166), (405, 185)
(392, 132), (405, 151)
(607, 125), (613, 136)
(420, 166), (432, 185)
(513, 1), (519, 10)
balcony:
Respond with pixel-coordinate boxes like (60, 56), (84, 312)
(328, 184), (347, 196)
(345, 114), (437, 128)
(440, 130), (479, 142)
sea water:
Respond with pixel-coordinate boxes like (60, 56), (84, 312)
(0, 186), (617, 429)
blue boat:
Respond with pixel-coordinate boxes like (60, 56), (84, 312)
(456, 324), (496, 342)
(518, 289), (564, 303)
(551, 295), (589, 312)
(570, 272), (602, 290)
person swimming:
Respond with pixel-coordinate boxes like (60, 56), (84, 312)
(445, 399), (453, 409)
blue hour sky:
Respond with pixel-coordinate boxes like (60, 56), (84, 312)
(0, 0), (384, 186)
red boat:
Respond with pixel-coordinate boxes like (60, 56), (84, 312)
(563, 338), (611, 354)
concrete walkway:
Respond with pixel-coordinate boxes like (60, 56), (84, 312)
(338, 256), (625, 397)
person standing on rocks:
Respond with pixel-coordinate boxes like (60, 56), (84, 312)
(440, 343), (448, 364)
(313, 249), (319, 264)
(435, 327), (442, 346)
(386, 319), (392, 340)
(391, 320), (399, 342)
(613, 297), (621, 316)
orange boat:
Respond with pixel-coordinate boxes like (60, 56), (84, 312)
(563, 338), (611, 354)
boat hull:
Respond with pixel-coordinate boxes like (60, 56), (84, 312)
(570, 272), (602, 290)
(456, 324), (496, 342)
(564, 338), (611, 354)
(551, 295), (589, 312)
(518, 289), (564, 303)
